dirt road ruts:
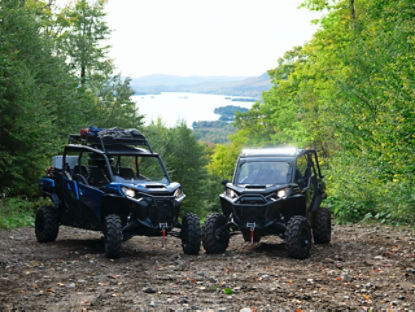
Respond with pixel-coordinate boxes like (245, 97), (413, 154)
(0, 224), (414, 311)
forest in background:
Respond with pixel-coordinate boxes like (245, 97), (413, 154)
(209, 0), (414, 224)
(0, 0), (221, 227)
(0, 0), (414, 228)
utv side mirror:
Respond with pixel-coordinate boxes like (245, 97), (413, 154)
(221, 179), (229, 186)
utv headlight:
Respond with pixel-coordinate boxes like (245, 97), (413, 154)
(226, 188), (238, 200)
(174, 188), (184, 199)
(122, 187), (136, 198)
(276, 187), (290, 199)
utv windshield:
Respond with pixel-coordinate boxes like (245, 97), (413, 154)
(111, 155), (169, 184)
(235, 161), (291, 185)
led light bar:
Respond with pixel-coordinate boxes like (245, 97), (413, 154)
(241, 147), (299, 156)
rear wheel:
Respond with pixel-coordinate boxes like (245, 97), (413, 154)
(35, 206), (59, 243)
(313, 207), (331, 244)
(104, 214), (122, 259)
(202, 213), (229, 254)
(181, 213), (201, 255)
(285, 216), (311, 259)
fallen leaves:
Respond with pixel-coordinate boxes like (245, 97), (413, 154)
(1, 224), (414, 310)
(46, 287), (54, 294)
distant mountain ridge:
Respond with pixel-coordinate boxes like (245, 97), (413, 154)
(130, 73), (271, 98)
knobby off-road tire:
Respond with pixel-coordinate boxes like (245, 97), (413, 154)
(285, 215), (312, 259)
(181, 213), (201, 255)
(35, 206), (59, 243)
(202, 213), (229, 254)
(104, 214), (122, 259)
(313, 207), (331, 244)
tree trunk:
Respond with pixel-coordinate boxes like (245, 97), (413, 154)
(81, 66), (86, 87)
(350, 0), (356, 20)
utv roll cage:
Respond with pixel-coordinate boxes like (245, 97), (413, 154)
(62, 129), (169, 184)
(238, 147), (324, 180)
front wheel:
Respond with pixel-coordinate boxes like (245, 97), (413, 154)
(285, 216), (312, 259)
(313, 207), (331, 244)
(202, 213), (229, 254)
(35, 206), (59, 243)
(104, 214), (122, 259)
(181, 213), (201, 255)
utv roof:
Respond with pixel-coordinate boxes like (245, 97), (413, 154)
(67, 127), (154, 154)
(240, 147), (307, 157)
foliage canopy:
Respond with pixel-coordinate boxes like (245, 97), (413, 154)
(210, 0), (415, 223)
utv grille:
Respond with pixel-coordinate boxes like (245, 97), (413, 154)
(234, 205), (266, 226)
(240, 196), (266, 205)
(149, 198), (174, 225)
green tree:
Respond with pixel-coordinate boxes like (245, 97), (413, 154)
(56, 0), (111, 87)
(90, 75), (144, 128)
(221, 0), (415, 223)
(55, 0), (143, 129)
(0, 0), (79, 195)
(145, 121), (218, 217)
(0, 0), (143, 197)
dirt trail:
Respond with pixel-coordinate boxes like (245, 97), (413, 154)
(0, 224), (414, 311)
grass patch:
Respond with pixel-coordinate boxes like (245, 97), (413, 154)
(0, 197), (49, 229)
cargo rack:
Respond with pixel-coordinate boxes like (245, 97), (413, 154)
(68, 129), (153, 154)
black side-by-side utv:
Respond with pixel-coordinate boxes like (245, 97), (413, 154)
(202, 147), (331, 259)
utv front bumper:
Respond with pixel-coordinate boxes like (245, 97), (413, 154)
(103, 193), (181, 235)
(129, 195), (178, 232)
(220, 193), (306, 232)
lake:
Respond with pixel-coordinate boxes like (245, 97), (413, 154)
(133, 92), (255, 127)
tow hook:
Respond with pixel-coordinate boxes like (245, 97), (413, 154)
(159, 223), (168, 248)
(247, 222), (256, 248)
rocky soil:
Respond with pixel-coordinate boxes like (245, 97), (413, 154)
(0, 223), (414, 311)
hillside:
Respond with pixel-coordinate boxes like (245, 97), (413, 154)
(130, 73), (271, 98)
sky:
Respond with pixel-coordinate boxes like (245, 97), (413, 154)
(61, 0), (321, 78)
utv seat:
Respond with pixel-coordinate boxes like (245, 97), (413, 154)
(73, 165), (89, 184)
(88, 166), (110, 187)
(73, 165), (88, 177)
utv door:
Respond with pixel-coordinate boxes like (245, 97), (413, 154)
(75, 151), (107, 230)
(57, 149), (83, 226)
(295, 153), (317, 221)
(308, 151), (324, 213)
(296, 154), (313, 207)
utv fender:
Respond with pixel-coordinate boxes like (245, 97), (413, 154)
(311, 195), (323, 213)
(41, 192), (61, 209)
(219, 194), (233, 217)
(280, 194), (306, 218)
(101, 194), (130, 222)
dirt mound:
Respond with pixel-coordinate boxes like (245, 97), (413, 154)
(0, 224), (414, 311)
